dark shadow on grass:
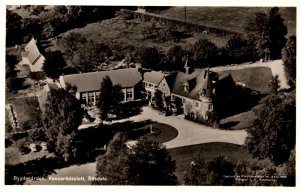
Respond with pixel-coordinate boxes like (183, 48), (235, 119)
(219, 121), (240, 130)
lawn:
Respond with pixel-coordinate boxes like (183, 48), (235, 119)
(6, 96), (42, 131)
(159, 7), (296, 36)
(130, 123), (178, 143)
(221, 67), (273, 94)
(219, 110), (256, 130)
(168, 142), (272, 184)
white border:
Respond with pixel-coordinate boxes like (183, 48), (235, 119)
(1, 1), (299, 192)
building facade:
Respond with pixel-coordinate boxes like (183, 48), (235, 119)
(59, 68), (142, 106)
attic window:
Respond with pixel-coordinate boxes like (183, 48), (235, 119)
(183, 82), (189, 92)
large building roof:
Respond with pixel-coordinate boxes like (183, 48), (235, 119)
(60, 68), (142, 92)
(171, 69), (214, 101)
(143, 71), (165, 85)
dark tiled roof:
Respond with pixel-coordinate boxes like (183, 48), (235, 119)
(143, 71), (165, 85)
(61, 68), (142, 92)
(24, 38), (43, 65)
(171, 69), (214, 101)
(164, 72), (177, 90)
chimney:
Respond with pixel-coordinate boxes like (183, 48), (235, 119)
(184, 57), (190, 74)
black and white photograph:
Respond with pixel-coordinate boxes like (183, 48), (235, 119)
(2, 1), (297, 190)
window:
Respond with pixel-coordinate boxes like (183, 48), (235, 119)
(88, 92), (94, 104)
(81, 93), (87, 103)
(209, 104), (213, 111)
(95, 92), (100, 103)
(126, 88), (133, 101)
(196, 102), (199, 107)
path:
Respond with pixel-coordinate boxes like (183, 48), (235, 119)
(211, 59), (289, 89)
(121, 107), (247, 148)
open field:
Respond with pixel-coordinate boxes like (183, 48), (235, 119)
(159, 7), (296, 36)
(168, 142), (272, 183)
(220, 67), (273, 94)
(55, 15), (229, 55)
(6, 96), (41, 130)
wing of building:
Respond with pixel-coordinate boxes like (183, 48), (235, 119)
(21, 38), (46, 72)
(59, 68), (143, 106)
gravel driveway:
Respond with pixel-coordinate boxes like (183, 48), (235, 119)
(124, 107), (247, 149)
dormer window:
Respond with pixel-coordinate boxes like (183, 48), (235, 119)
(183, 82), (189, 93)
(201, 89), (206, 96)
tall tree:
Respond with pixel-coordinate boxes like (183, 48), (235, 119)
(98, 76), (123, 119)
(167, 45), (186, 70)
(43, 87), (84, 162)
(246, 92), (295, 164)
(282, 35), (296, 84)
(6, 10), (23, 46)
(245, 7), (287, 60)
(268, 75), (280, 94)
(72, 40), (106, 72)
(42, 51), (66, 80)
(153, 89), (164, 110)
(193, 39), (220, 68)
(224, 34), (257, 64)
(184, 155), (235, 185)
(136, 47), (161, 70)
(94, 137), (177, 185)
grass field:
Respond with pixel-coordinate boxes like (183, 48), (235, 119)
(6, 96), (41, 131)
(222, 67), (273, 94)
(159, 7), (296, 36)
(220, 110), (256, 130)
(168, 142), (272, 183)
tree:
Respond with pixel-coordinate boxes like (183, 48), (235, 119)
(193, 39), (220, 67)
(98, 76), (124, 119)
(282, 35), (296, 84)
(5, 54), (18, 91)
(6, 10), (23, 46)
(43, 87), (84, 162)
(72, 40), (106, 72)
(173, 97), (183, 115)
(245, 7), (287, 60)
(246, 92), (295, 164)
(153, 90), (164, 110)
(136, 47), (161, 70)
(42, 51), (66, 80)
(268, 75), (280, 94)
(94, 137), (178, 185)
(58, 32), (87, 55)
(94, 132), (131, 185)
(166, 45), (187, 70)
(127, 138), (177, 185)
(224, 34), (257, 64)
(184, 155), (235, 185)
(282, 149), (295, 186)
